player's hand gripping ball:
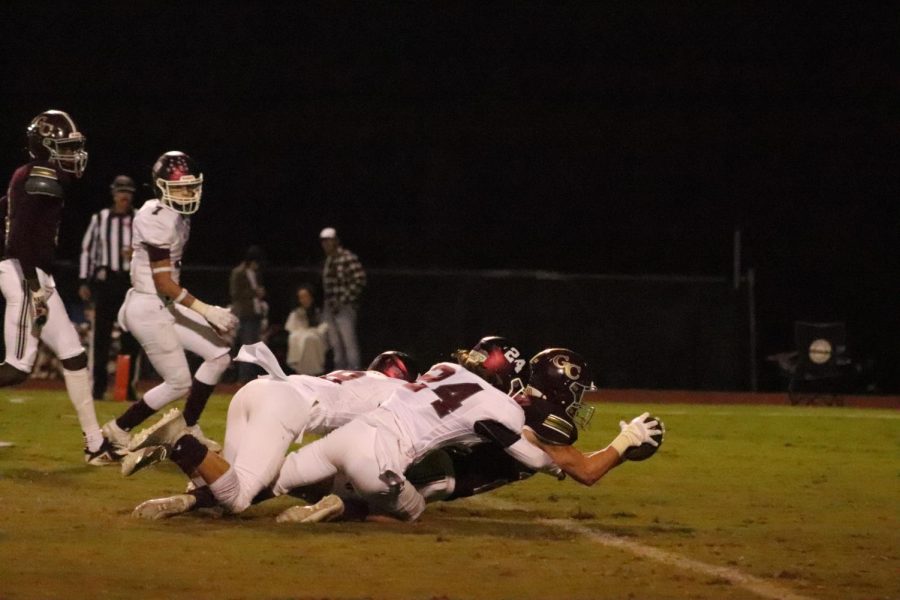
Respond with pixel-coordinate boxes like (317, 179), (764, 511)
(622, 414), (665, 461)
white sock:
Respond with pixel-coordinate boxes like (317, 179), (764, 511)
(208, 467), (247, 513)
(63, 368), (103, 452)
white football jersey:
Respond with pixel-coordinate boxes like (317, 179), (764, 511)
(130, 199), (190, 294)
(287, 370), (407, 434)
(372, 362), (526, 462)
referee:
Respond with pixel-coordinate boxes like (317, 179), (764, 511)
(78, 175), (140, 401)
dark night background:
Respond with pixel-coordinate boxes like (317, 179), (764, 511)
(1, 2), (897, 391)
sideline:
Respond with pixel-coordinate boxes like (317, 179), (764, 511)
(465, 496), (816, 600)
(588, 388), (899, 409)
(648, 408), (900, 419)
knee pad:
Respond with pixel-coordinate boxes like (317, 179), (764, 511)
(195, 352), (231, 385)
(60, 353), (88, 371)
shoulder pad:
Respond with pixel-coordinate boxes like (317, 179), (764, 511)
(25, 166), (63, 198)
(524, 398), (578, 445)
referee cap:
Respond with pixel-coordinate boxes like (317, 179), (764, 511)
(110, 175), (136, 193)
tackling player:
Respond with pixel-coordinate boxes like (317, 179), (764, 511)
(100, 151), (237, 453)
(127, 343), (421, 519)
(269, 336), (562, 522)
(0, 110), (118, 464)
(280, 347), (663, 523)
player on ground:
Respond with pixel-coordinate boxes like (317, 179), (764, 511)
(100, 151), (236, 453)
(0, 110), (119, 464)
(269, 336), (563, 523)
(128, 343), (421, 519)
(286, 347), (664, 522)
(408, 348), (665, 502)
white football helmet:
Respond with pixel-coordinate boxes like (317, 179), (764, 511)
(152, 151), (203, 214)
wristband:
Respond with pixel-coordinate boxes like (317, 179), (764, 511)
(174, 288), (188, 303)
(609, 433), (634, 457)
(189, 298), (210, 316)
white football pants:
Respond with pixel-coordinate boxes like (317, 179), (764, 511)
(274, 415), (426, 521)
(118, 290), (230, 408)
(0, 261), (84, 370)
(210, 378), (313, 513)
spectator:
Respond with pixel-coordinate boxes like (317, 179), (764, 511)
(319, 227), (366, 370)
(284, 284), (329, 375)
(229, 245), (267, 382)
(78, 175), (140, 401)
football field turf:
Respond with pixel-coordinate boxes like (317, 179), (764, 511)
(0, 389), (897, 600)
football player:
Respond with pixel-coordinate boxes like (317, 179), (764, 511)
(517, 348), (663, 485)
(128, 343), (422, 519)
(409, 348), (663, 503)
(284, 347), (664, 523)
(269, 336), (563, 523)
(100, 152), (237, 453)
(0, 110), (119, 464)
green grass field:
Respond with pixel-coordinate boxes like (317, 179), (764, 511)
(0, 389), (897, 600)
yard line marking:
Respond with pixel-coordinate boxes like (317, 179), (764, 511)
(545, 520), (816, 600)
(462, 496), (816, 600)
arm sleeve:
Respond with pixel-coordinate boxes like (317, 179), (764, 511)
(144, 244), (170, 262)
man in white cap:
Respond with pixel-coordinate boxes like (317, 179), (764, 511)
(319, 227), (366, 370)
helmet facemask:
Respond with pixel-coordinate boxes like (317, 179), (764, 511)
(565, 380), (597, 429)
(43, 134), (88, 177)
(157, 175), (202, 215)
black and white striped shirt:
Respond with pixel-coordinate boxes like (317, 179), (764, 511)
(79, 207), (135, 281)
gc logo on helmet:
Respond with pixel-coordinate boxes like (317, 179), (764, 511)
(26, 110), (88, 177)
(526, 348), (597, 429)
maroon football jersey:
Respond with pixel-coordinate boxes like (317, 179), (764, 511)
(3, 160), (70, 276)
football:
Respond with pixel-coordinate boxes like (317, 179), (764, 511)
(623, 414), (665, 461)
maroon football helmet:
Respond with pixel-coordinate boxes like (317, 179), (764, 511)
(368, 351), (421, 383)
(152, 151), (203, 214)
(454, 335), (527, 393)
(526, 348), (597, 428)
(26, 110), (88, 177)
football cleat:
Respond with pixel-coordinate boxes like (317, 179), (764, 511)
(186, 424), (222, 453)
(120, 445), (169, 477)
(127, 408), (188, 452)
(84, 438), (124, 466)
(101, 419), (132, 451)
(275, 494), (345, 524)
(132, 494), (197, 520)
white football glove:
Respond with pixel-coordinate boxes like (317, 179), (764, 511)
(190, 299), (238, 333)
(204, 305), (238, 333)
(609, 412), (662, 456)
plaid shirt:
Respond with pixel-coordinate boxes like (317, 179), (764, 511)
(323, 246), (366, 309)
